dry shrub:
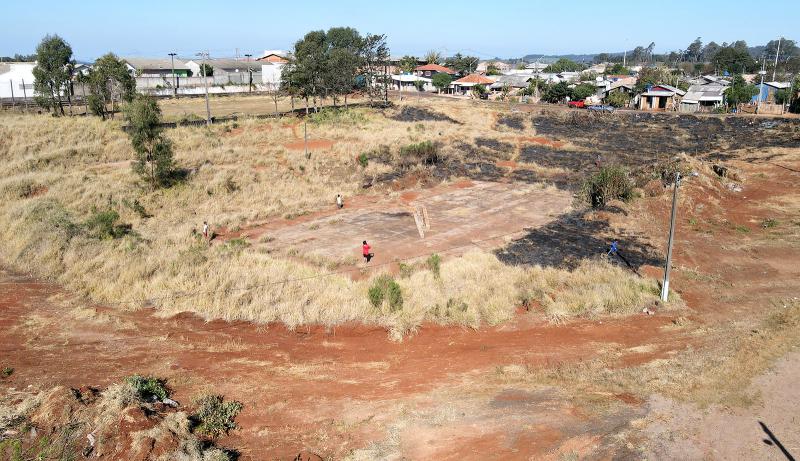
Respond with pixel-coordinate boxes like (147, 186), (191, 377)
(517, 258), (663, 322)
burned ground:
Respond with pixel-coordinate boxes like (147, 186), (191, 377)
(390, 106), (462, 124)
(496, 210), (663, 270)
(495, 113), (526, 130)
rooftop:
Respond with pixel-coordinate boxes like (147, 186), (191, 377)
(453, 74), (495, 85)
(122, 57), (189, 71)
(415, 63), (456, 74)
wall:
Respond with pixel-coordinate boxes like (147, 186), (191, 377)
(0, 63), (36, 99)
(135, 74), (262, 90)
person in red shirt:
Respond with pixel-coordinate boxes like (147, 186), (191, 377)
(362, 240), (374, 263)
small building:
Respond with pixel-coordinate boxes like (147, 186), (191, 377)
(391, 74), (433, 92)
(122, 58), (190, 77)
(261, 61), (285, 89)
(413, 63), (456, 78)
(490, 74), (534, 92)
(450, 73), (495, 95)
(680, 84), (726, 113)
(0, 62), (36, 99)
(257, 50), (290, 64)
(601, 81), (635, 99)
(638, 84), (685, 111)
(752, 81), (791, 103)
(476, 61), (511, 74)
(184, 58), (259, 84)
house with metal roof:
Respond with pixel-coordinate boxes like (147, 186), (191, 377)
(489, 74), (534, 91)
(638, 84), (686, 111)
(752, 81), (791, 103)
(680, 84), (727, 113)
(122, 58), (190, 77)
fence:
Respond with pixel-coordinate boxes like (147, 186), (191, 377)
(135, 73), (263, 90)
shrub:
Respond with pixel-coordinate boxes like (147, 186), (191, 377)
(368, 275), (403, 312)
(125, 375), (169, 401)
(426, 254), (441, 278)
(1, 367), (13, 378)
(399, 141), (439, 165)
(192, 395), (243, 439)
(357, 152), (369, 168)
(605, 91), (630, 108)
(84, 209), (129, 239)
(582, 166), (634, 208)
(308, 108), (367, 125)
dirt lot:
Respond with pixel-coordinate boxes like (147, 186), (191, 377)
(1, 100), (800, 460)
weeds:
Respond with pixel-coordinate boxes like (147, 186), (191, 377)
(427, 254), (441, 279)
(399, 141), (440, 166)
(1, 367), (12, 378)
(84, 209), (130, 239)
(357, 152), (369, 168)
(308, 108), (367, 126)
(582, 166), (634, 208)
(761, 218), (778, 229)
(368, 275), (403, 312)
(192, 395), (243, 439)
(125, 375), (169, 401)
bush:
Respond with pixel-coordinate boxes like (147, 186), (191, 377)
(571, 83), (596, 101)
(308, 108), (367, 125)
(368, 275), (403, 312)
(1, 367), (13, 378)
(399, 141), (439, 165)
(605, 91), (630, 108)
(193, 395), (243, 439)
(84, 209), (129, 239)
(357, 152), (369, 168)
(582, 166), (634, 208)
(427, 254), (441, 278)
(125, 375), (169, 401)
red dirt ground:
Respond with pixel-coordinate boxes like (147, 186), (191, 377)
(283, 139), (336, 150)
(1, 154), (799, 459)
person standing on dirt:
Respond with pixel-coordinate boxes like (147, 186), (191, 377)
(362, 240), (374, 263)
(203, 221), (209, 241)
(336, 194), (344, 209)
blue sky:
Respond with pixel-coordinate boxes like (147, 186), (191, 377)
(2, 0), (797, 61)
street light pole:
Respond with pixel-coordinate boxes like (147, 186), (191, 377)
(197, 51), (212, 125)
(661, 172), (682, 302)
(168, 52), (177, 98)
(244, 53), (252, 93)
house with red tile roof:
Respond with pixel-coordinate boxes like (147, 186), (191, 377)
(414, 64), (456, 78)
(450, 74), (496, 95)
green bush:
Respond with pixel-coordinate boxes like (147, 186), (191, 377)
(1, 367), (13, 378)
(605, 91), (630, 108)
(125, 375), (169, 401)
(582, 166), (634, 208)
(368, 275), (403, 312)
(193, 395), (243, 439)
(84, 209), (129, 239)
(426, 254), (441, 278)
(357, 152), (369, 168)
(399, 141), (439, 165)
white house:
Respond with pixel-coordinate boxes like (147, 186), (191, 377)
(261, 61), (285, 89)
(0, 62), (36, 99)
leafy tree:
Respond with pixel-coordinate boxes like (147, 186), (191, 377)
(123, 96), (175, 188)
(471, 84), (487, 98)
(686, 37), (703, 62)
(635, 67), (676, 93)
(198, 63), (214, 77)
(88, 53), (135, 119)
(713, 46), (756, 74)
(398, 55), (418, 73)
(774, 89), (791, 105)
(572, 82), (596, 101)
(32, 34), (74, 115)
(486, 63), (501, 76)
(541, 81), (571, 103)
(724, 74), (758, 108)
(424, 50), (441, 64)
(431, 72), (452, 93)
(594, 53), (611, 63)
(607, 63), (630, 75)
(358, 32), (390, 101)
(444, 53), (479, 74)
(701, 41), (721, 62)
(543, 58), (583, 73)
(605, 91), (630, 108)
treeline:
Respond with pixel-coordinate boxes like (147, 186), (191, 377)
(1, 54), (37, 62)
(280, 27), (389, 110)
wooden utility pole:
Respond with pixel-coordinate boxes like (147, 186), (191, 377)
(168, 52), (178, 98)
(197, 51), (212, 125)
(10, 81), (15, 107)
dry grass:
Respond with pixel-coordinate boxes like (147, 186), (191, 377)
(0, 102), (661, 338)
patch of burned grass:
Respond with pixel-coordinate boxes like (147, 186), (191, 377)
(389, 106), (461, 124)
(495, 113), (526, 131)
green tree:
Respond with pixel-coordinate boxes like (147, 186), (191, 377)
(88, 53), (135, 119)
(774, 89), (791, 105)
(594, 53), (611, 63)
(198, 63), (214, 77)
(398, 55), (418, 73)
(444, 53), (479, 74)
(686, 37), (703, 62)
(571, 82), (596, 101)
(724, 74), (758, 108)
(431, 72), (452, 93)
(123, 96), (176, 188)
(485, 63), (501, 76)
(32, 34), (74, 115)
(607, 63), (630, 74)
(634, 67), (676, 93)
(712, 46), (755, 74)
(471, 84), (487, 98)
(541, 81), (570, 103)
(605, 91), (630, 108)
(543, 58), (583, 73)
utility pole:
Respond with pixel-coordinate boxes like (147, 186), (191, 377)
(773, 37), (782, 81)
(197, 51), (212, 125)
(168, 52), (178, 98)
(304, 118), (309, 159)
(758, 58), (767, 113)
(244, 53), (252, 92)
(10, 81), (15, 107)
(661, 172), (682, 302)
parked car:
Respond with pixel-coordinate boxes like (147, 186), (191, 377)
(587, 104), (615, 113)
(567, 100), (586, 108)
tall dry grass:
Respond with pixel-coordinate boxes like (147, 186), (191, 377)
(0, 105), (664, 338)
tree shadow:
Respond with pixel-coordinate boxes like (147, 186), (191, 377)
(495, 209), (663, 270)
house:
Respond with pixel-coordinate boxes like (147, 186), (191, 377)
(686, 75), (731, 86)
(184, 58), (260, 84)
(476, 61), (511, 74)
(122, 58), (190, 77)
(413, 64), (456, 78)
(752, 81), (791, 103)
(601, 81), (635, 99)
(490, 74), (534, 92)
(450, 73), (495, 95)
(391, 74), (432, 92)
(257, 50), (290, 64)
(638, 84), (685, 110)
(525, 62), (549, 72)
(0, 62), (36, 99)
(680, 84), (727, 113)
(261, 61), (285, 89)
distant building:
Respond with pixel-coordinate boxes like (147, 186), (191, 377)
(476, 61), (511, 74)
(392, 74), (433, 92)
(680, 84), (727, 113)
(122, 58), (190, 77)
(257, 50), (290, 63)
(413, 64), (456, 78)
(752, 81), (791, 103)
(0, 62), (36, 99)
(638, 84), (685, 110)
(450, 73), (495, 95)
(490, 74), (534, 91)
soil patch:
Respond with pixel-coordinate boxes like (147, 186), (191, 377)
(284, 139), (336, 150)
(519, 136), (567, 149)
